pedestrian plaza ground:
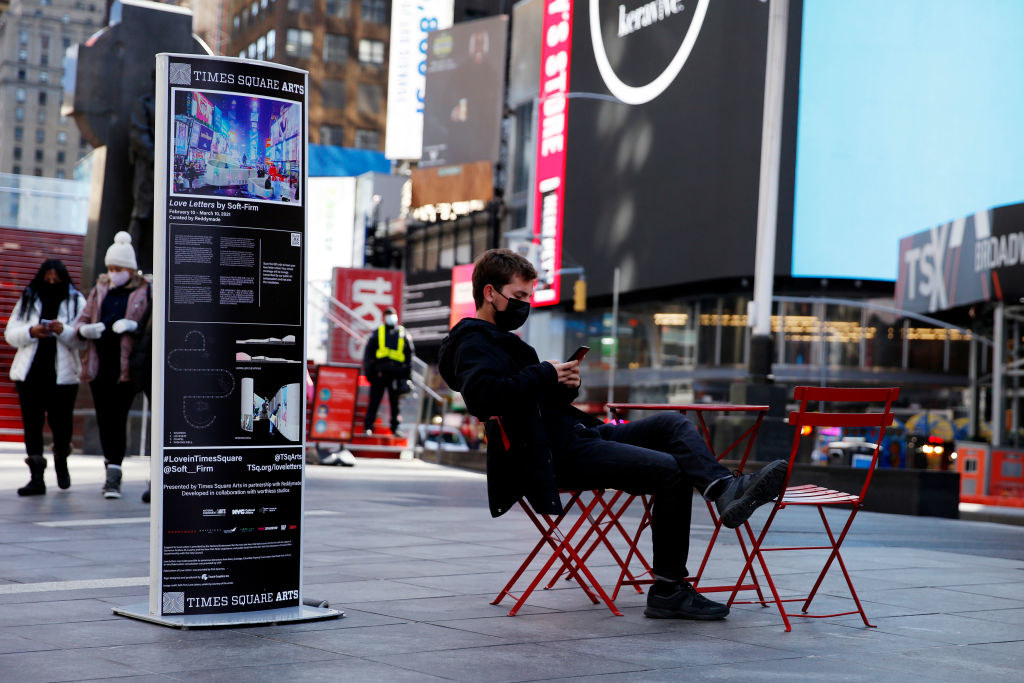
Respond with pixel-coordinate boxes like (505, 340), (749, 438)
(2, 446), (1023, 681)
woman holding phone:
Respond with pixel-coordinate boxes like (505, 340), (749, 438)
(4, 259), (86, 496)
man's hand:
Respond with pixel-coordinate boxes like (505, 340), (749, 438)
(549, 360), (581, 388)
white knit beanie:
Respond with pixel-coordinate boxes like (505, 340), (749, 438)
(104, 231), (138, 270)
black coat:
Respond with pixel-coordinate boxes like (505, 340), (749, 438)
(362, 324), (414, 382)
(438, 318), (600, 517)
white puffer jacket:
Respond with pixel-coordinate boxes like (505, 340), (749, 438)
(4, 289), (87, 385)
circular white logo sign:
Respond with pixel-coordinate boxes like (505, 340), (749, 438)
(589, 0), (710, 105)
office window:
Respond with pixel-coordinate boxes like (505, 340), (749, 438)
(16, 107), (25, 122)
(16, 88), (27, 102)
(39, 91), (47, 105)
(248, 42), (256, 59)
(357, 83), (382, 115)
(57, 130), (67, 144)
(358, 39), (385, 65)
(257, 36), (266, 60)
(63, 36), (71, 50)
(353, 128), (379, 149)
(18, 49), (29, 62)
(36, 129), (45, 143)
(287, 0), (313, 11)
(323, 34), (348, 63)
(234, 14), (240, 32)
(37, 109), (46, 124)
(239, 50), (246, 59)
(12, 166), (21, 175)
(18, 68), (26, 81)
(35, 149), (44, 162)
(34, 168), (43, 177)
(361, 0), (386, 23)
(320, 124), (344, 146)
(41, 53), (49, 66)
(285, 29), (313, 58)
(13, 147), (22, 161)
(56, 170), (65, 179)
(251, 1), (258, 17)
(40, 34), (50, 51)
(262, 0), (268, 8)
(15, 127), (23, 142)
(322, 79), (346, 109)
(39, 72), (49, 83)
(266, 29), (276, 59)
(326, 0), (350, 18)
(57, 151), (66, 164)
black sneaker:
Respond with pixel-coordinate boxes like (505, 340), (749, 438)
(644, 581), (729, 620)
(715, 459), (788, 529)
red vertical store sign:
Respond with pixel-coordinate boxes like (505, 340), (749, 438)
(532, 0), (573, 307)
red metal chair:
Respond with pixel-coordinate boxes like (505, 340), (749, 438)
(491, 489), (624, 616)
(728, 386), (900, 631)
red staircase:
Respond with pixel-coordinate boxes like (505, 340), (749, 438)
(0, 227), (85, 442)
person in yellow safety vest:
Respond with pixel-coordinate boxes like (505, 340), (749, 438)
(361, 306), (415, 435)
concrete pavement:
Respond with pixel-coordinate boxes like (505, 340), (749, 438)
(2, 445), (1024, 681)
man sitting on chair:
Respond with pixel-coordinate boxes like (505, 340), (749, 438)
(438, 249), (788, 620)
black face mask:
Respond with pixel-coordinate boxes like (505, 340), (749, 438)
(492, 290), (531, 332)
(36, 281), (65, 303)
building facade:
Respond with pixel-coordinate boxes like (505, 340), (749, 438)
(225, 0), (389, 150)
(0, 0), (103, 178)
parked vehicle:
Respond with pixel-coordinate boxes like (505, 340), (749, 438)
(416, 425), (470, 452)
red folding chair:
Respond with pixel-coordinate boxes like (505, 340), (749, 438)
(728, 386), (900, 631)
(491, 489), (624, 616)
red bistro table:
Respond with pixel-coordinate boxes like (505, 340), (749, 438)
(601, 403), (771, 600)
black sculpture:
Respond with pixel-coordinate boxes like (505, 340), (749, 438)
(69, 0), (209, 281)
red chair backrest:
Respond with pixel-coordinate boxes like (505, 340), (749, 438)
(787, 386), (900, 501)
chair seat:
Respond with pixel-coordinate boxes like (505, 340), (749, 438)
(782, 484), (860, 505)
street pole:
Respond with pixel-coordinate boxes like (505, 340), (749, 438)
(749, 0), (789, 382)
(607, 266), (620, 407)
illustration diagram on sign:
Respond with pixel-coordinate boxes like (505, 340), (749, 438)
(240, 378), (301, 441)
(167, 330), (236, 429)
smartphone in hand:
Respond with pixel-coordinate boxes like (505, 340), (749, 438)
(566, 345), (590, 363)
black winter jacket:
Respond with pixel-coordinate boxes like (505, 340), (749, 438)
(438, 318), (600, 517)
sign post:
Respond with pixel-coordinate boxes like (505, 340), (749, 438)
(115, 53), (340, 627)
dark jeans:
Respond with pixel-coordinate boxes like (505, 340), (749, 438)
(364, 379), (400, 432)
(89, 379), (138, 466)
(15, 381), (78, 458)
(554, 412), (732, 582)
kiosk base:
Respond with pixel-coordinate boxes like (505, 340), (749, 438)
(113, 603), (344, 629)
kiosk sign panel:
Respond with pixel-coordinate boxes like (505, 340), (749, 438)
(151, 54), (310, 621)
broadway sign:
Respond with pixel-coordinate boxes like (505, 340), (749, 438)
(896, 202), (1024, 314)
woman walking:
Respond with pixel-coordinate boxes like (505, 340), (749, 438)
(76, 231), (150, 499)
(5, 259), (86, 496)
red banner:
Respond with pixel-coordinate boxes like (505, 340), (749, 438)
(329, 267), (404, 366)
(531, 0), (574, 307)
(449, 263), (477, 328)
(309, 364), (360, 442)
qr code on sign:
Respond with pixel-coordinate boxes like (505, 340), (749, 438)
(290, 233), (301, 247)
(162, 592), (185, 614)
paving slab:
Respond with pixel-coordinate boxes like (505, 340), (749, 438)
(2, 451), (1024, 681)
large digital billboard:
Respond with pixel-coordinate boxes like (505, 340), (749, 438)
(555, 0), (799, 298)
(792, 0), (1024, 282)
(421, 15), (508, 168)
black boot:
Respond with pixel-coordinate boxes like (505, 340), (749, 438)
(102, 461), (122, 499)
(17, 456), (47, 496)
(53, 451), (71, 490)
(715, 459), (789, 529)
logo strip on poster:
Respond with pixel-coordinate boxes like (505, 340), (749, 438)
(533, 0), (574, 306)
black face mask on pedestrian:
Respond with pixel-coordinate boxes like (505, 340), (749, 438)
(491, 289), (531, 332)
(36, 281), (64, 304)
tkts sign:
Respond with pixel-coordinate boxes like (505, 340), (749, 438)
(896, 203), (1024, 314)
